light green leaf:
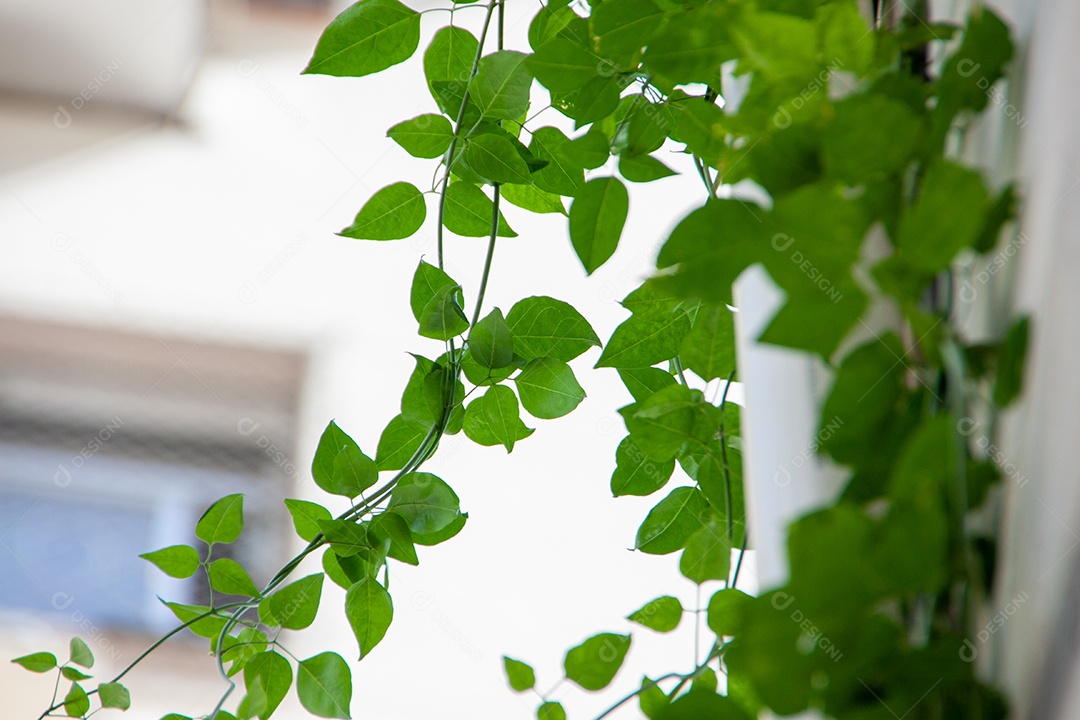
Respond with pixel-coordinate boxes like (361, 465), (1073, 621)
(196, 494), (244, 546)
(625, 385), (699, 461)
(61, 666), (91, 681)
(679, 517), (732, 584)
(628, 596), (683, 632)
(564, 633), (632, 691)
(896, 161), (989, 274)
(526, 38), (604, 93)
(538, 701), (567, 720)
(596, 311), (691, 369)
(501, 183), (567, 215)
(316, 519), (384, 563)
(529, 127), (584, 197)
(11, 652), (56, 673)
(424, 26), (479, 115)
(303, 0), (420, 78)
(139, 544), (200, 579)
(611, 435), (674, 496)
(470, 308), (514, 369)
(418, 284), (469, 340)
(98, 682), (131, 710)
(443, 181), (517, 237)
(732, 10), (818, 80)
(466, 134), (533, 185)
(635, 486), (708, 554)
(502, 656), (535, 692)
(464, 385), (531, 452)
(471, 51), (533, 121)
(506, 296), (601, 362)
(619, 154), (677, 183)
(569, 176), (629, 275)
(340, 182), (426, 241)
(592, 0), (664, 58)
(823, 95), (923, 183)
(409, 261), (457, 322)
(706, 588), (752, 636)
(413, 511), (468, 546)
(388, 472), (461, 535)
(244, 651), (292, 720)
(284, 499), (333, 543)
(370, 512), (419, 565)
(514, 358), (586, 419)
(387, 114), (454, 159)
(617, 367), (676, 403)
(312, 420), (378, 498)
(297, 652), (352, 719)
(375, 414), (426, 471)
(262, 574), (323, 630)
(208, 558), (259, 597)
(345, 576), (394, 659)
(64, 682), (89, 718)
(994, 315), (1029, 407)
(644, 4), (733, 84)
(163, 602), (227, 639)
(680, 304), (735, 382)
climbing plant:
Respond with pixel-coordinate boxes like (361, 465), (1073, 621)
(17, 0), (1028, 718)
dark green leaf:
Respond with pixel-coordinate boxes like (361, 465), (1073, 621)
(388, 472), (461, 534)
(412, 511), (468, 546)
(506, 296), (601, 361)
(387, 114), (454, 159)
(196, 494), (244, 546)
(644, 4), (733, 84)
(823, 95), (923, 183)
(529, 1), (584, 51)
(466, 134), (534, 184)
(262, 574), (323, 630)
(470, 308), (514, 369)
(593, 0), (664, 58)
(208, 558), (259, 597)
(994, 316), (1029, 407)
(297, 652), (352, 719)
(345, 576), (393, 659)
(11, 652), (56, 673)
(564, 633), (631, 691)
(98, 681), (130, 710)
(625, 385), (699, 461)
(340, 182), (426, 241)
(502, 656), (535, 692)
(409, 261), (457, 322)
(635, 486), (708, 554)
(597, 311), (691, 369)
(611, 436), (674, 496)
(443, 181), (517, 237)
(303, 0), (420, 78)
(64, 682), (89, 718)
(680, 304), (735, 381)
(617, 367), (676, 403)
(419, 284), (469, 340)
(375, 414), (426, 471)
(514, 358), (586, 419)
(897, 161), (989, 274)
(317, 519), (384, 563)
(569, 177), (628, 274)
(471, 51), (533, 121)
(139, 544), (200, 579)
(628, 596), (683, 632)
(244, 651), (292, 720)
(285, 499), (333, 543)
(619, 154), (677, 183)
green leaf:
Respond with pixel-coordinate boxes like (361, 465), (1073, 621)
(303, 0), (420, 77)
(565, 129), (610, 169)
(502, 656), (535, 692)
(418, 284), (468, 340)
(934, 10), (1013, 145)
(529, 127), (584, 197)
(527, 38), (604, 93)
(317, 519), (384, 563)
(564, 633), (632, 691)
(163, 602), (227, 639)
(571, 75), (623, 126)
(297, 653), (352, 719)
(592, 0), (664, 59)
(817, 1), (876, 74)
(370, 512), (419, 565)
(195, 494), (244, 546)
(464, 385), (532, 451)
(506, 296), (601, 361)
(471, 51), (533, 121)
(679, 517), (731, 584)
(208, 558), (259, 597)
(262, 574), (323, 630)
(680, 304), (735, 382)
(896, 161), (990, 274)
(823, 95), (923, 183)
(635, 486), (708, 554)
(64, 682), (90, 717)
(61, 666), (91, 681)
(443, 181), (518, 237)
(323, 548), (373, 590)
(639, 677), (670, 718)
(312, 421), (378, 498)
(673, 98), (728, 166)
(284, 499), (333, 543)
(409, 261), (456, 322)
(470, 308), (514, 369)
(656, 689), (751, 720)
(597, 310), (691, 369)
(994, 316), (1029, 407)
(644, 4), (733, 85)
(569, 177), (629, 275)
(617, 367), (676, 403)
(628, 596), (683, 632)
(388, 472), (461, 534)
(619, 154), (677, 183)
(501, 183), (567, 215)
(611, 436), (674, 496)
(387, 114), (454, 159)
(424, 26), (479, 116)
(529, 1), (584, 51)
(514, 358), (586, 419)
(732, 10), (818, 80)
(466, 134), (534, 185)
(139, 544), (200, 579)
(244, 651), (292, 720)
(340, 182), (426, 241)
(706, 588), (752, 636)
(538, 702), (566, 720)
(375, 414), (426, 471)
(345, 576), (394, 659)
(98, 682), (131, 710)
(412, 511), (468, 546)
(69, 637), (93, 669)
(11, 652), (57, 673)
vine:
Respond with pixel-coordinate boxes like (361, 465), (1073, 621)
(15, 0), (1027, 719)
